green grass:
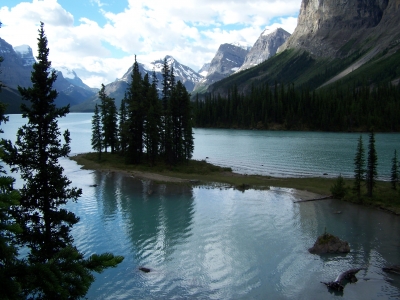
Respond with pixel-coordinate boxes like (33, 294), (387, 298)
(342, 180), (400, 215)
(71, 153), (400, 215)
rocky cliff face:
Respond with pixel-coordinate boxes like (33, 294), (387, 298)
(238, 28), (290, 72)
(278, 0), (400, 57)
(0, 38), (33, 89)
(206, 43), (249, 83)
(193, 43), (249, 92)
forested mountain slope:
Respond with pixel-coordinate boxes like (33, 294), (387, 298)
(206, 0), (400, 96)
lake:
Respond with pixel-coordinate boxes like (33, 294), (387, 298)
(2, 113), (400, 299)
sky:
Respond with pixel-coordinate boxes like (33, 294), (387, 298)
(0, 0), (301, 88)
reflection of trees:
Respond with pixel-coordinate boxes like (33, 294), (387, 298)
(111, 175), (195, 262)
(93, 171), (119, 218)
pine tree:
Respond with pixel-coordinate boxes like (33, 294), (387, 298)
(125, 56), (144, 164)
(1, 22), (123, 298)
(118, 95), (128, 154)
(91, 104), (102, 160)
(366, 130), (378, 197)
(353, 135), (365, 200)
(160, 57), (171, 158)
(170, 81), (194, 162)
(161, 57), (171, 111)
(0, 21), (4, 92)
(98, 84), (118, 153)
(391, 149), (398, 190)
(145, 71), (162, 164)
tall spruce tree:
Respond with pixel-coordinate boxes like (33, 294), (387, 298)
(366, 130), (378, 197)
(91, 104), (102, 160)
(0, 22), (4, 92)
(170, 81), (194, 162)
(125, 56), (144, 164)
(118, 95), (128, 154)
(2, 22), (123, 299)
(144, 72), (162, 165)
(98, 84), (118, 153)
(161, 58), (175, 163)
(353, 135), (365, 200)
(391, 149), (398, 190)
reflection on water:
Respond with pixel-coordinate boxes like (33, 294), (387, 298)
(2, 114), (400, 299)
(60, 159), (400, 299)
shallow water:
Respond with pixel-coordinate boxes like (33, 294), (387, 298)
(61, 159), (400, 299)
(2, 113), (400, 299)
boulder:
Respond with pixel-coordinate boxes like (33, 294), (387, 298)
(309, 232), (350, 254)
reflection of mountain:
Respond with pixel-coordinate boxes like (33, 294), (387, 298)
(94, 172), (195, 261)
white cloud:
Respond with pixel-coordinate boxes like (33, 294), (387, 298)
(0, 0), (301, 88)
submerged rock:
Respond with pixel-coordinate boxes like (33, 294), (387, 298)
(309, 232), (350, 254)
(139, 267), (151, 273)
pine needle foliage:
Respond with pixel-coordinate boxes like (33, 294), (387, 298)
(1, 22), (123, 299)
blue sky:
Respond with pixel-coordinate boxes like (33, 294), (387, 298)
(0, 0), (300, 88)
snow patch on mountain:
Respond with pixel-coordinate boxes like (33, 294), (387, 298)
(14, 45), (31, 54)
(14, 44), (36, 66)
(229, 41), (251, 51)
(56, 66), (77, 80)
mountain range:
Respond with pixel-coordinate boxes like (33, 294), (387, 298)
(2, 0), (399, 113)
(1, 24), (292, 113)
(70, 55), (204, 112)
(207, 0), (400, 96)
(0, 38), (97, 113)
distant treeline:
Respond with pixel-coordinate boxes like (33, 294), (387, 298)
(193, 81), (400, 132)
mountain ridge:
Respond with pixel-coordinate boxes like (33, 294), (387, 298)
(0, 37), (97, 113)
(205, 0), (400, 96)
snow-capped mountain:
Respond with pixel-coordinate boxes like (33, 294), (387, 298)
(55, 66), (96, 92)
(0, 38), (96, 112)
(193, 43), (250, 93)
(70, 55), (203, 112)
(14, 45), (36, 66)
(120, 55), (203, 92)
(237, 28), (291, 72)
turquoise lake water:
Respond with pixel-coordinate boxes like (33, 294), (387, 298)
(2, 113), (400, 299)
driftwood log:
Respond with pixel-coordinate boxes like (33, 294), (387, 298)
(321, 268), (363, 291)
(382, 265), (400, 275)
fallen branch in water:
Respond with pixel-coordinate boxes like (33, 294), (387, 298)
(321, 268), (364, 291)
(383, 265), (400, 275)
(294, 196), (332, 203)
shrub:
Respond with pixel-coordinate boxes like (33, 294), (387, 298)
(331, 174), (347, 199)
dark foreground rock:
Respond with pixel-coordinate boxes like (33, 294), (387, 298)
(309, 232), (350, 254)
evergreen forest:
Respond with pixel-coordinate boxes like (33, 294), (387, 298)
(193, 81), (400, 132)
